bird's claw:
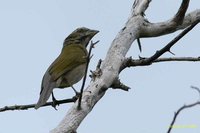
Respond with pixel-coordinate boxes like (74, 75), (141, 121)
(51, 93), (59, 110)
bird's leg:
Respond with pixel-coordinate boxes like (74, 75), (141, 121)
(71, 86), (81, 98)
(51, 91), (58, 110)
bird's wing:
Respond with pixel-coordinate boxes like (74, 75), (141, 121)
(48, 44), (88, 81)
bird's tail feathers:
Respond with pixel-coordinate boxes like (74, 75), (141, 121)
(35, 83), (55, 109)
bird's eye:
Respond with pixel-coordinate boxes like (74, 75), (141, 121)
(80, 36), (87, 42)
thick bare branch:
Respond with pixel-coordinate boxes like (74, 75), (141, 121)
(132, 0), (151, 16)
(139, 5), (200, 38)
(173, 0), (190, 24)
(51, 1), (145, 132)
(51, 1), (200, 132)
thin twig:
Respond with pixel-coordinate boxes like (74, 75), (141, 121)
(124, 57), (200, 68)
(0, 97), (77, 112)
(191, 86), (200, 93)
(167, 86), (200, 133)
(191, 86), (200, 100)
(137, 38), (142, 52)
(90, 59), (102, 81)
(154, 57), (200, 63)
(167, 101), (200, 133)
(77, 40), (99, 110)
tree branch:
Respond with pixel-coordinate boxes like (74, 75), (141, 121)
(139, 1), (200, 38)
(132, 0), (151, 16)
(143, 20), (199, 62)
(77, 40), (99, 110)
(122, 57), (200, 69)
(121, 20), (200, 70)
(0, 97), (77, 112)
(167, 86), (200, 133)
(111, 77), (131, 91)
(167, 101), (200, 133)
(153, 57), (200, 63)
(172, 0), (190, 24)
(51, 1), (200, 132)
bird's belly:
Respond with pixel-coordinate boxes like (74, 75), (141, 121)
(57, 64), (86, 88)
(65, 64), (86, 84)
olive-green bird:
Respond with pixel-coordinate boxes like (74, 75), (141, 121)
(35, 27), (99, 109)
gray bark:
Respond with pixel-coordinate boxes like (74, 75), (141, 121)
(51, 0), (200, 132)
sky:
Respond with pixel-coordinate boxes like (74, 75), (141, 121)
(0, 0), (200, 133)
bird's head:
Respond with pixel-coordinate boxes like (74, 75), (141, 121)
(64, 27), (99, 47)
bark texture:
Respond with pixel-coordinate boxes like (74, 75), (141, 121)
(51, 0), (200, 132)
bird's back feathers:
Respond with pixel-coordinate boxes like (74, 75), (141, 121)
(35, 44), (87, 109)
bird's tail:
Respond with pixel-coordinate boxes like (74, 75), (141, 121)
(35, 72), (55, 109)
(35, 84), (54, 109)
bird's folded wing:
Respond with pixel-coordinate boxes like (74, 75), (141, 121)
(49, 44), (88, 80)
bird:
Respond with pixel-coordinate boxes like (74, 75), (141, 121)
(35, 27), (99, 109)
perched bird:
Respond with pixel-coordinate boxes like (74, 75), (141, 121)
(35, 27), (99, 109)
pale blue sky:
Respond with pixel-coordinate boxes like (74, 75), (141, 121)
(0, 0), (200, 133)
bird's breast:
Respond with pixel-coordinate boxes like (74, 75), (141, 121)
(56, 64), (86, 88)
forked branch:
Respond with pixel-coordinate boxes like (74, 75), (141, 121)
(51, 1), (200, 132)
(121, 20), (200, 70)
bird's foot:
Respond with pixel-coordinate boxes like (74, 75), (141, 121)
(51, 93), (59, 110)
(52, 100), (58, 110)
